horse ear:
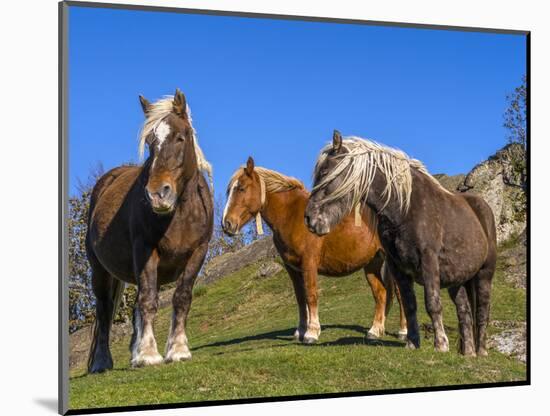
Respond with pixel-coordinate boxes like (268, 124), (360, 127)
(245, 156), (255, 177)
(139, 95), (151, 115)
(333, 130), (343, 152)
(173, 88), (187, 118)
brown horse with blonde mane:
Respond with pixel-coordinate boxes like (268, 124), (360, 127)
(86, 89), (214, 373)
(222, 157), (407, 343)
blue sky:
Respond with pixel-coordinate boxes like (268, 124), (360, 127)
(68, 6), (526, 199)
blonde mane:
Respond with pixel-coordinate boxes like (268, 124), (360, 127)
(313, 136), (451, 214)
(137, 96), (213, 189)
(227, 166), (305, 196)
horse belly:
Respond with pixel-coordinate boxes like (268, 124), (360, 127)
(87, 174), (137, 283)
(438, 234), (487, 287)
(89, 217), (135, 282)
(320, 233), (378, 276)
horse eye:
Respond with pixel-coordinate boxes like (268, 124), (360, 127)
(177, 135), (185, 142)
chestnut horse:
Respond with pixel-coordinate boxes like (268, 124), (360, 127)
(86, 89), (214, 373)
(306, 131), (496, 356)
(222, 157), (407, 343)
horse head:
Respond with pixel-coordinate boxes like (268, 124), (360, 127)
(222, 156), (263, 235)
(139, 89), (199, 215)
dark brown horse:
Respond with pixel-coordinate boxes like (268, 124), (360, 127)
(86, 89), (213, 373)
(222, 157), (407, 343)
(306, 131), (496, 356)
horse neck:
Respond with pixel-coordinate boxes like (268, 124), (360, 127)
(364, 167), (408, 226)
(260, 187), (306, 234)
(181, 139), (199, 185)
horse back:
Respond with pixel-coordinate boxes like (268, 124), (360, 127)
(88, 166), (141, 218)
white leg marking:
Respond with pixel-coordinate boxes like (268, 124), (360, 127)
(131, 308), (163, 367)
(131, 308), (142, 361)
(303, 310), (321, 344)
(165, 311), (192, 363)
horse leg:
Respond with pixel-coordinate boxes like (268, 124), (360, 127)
(448, 285), (476, 356)
(394, 284), (408, 341)
(390, 262), (420, 349)
(302, 266), (321, 344)
(364, 255), (386, 338)
(165, 243), (208, 363)
(88, 259), (114, 373)
(474, 266), (494, 356)
(284, 265), (308, 342)
(130, 247), (163, 367)
(422, 253), (448, 352)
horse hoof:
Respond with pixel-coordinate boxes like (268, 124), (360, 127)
(294, 328), (306, 341)
(164, 351), (191, 363)
(303, 334), (319, 344)
(131, 352), (164, 367)
(366, 331), (380, 340)
(406, 339), (419, 350)
(477, 348), (489, 357)
(435, 336), (449, 352)
(397, 330), (408, 341)
(165, 349), (192, 363)
(88, 354), (113, 374)
(88, 363), (111, 374)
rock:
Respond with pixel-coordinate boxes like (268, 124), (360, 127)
(499, 235), (527, 289)
(488, 321), (526, 363)
(458, 143), (526, 243)
(69, 319), (133, 370)
(198, 237), (279, 285)
(435, 143), (526, 244)
(255, 261), (284, 278)
(433, 173), (466, 193)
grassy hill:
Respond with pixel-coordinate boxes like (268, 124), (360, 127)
(69, 247), (526, 411)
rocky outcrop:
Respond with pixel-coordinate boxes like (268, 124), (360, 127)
(435, 143), (526, 244)
(255, 261), (284, 278)
(433, 173), (466, 193)
(488, 321), (526, 363)
(498, 230), (527, 289)
(198, 237), (279, 285)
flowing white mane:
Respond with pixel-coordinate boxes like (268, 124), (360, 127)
(313, 136), (451, 214)
(137, 96), (213, 188)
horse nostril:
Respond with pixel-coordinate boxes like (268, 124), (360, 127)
(224, 219), (233, 231)
(304, 214), (311, 227)
(145, 190), (153, 202)
(160, 184), (172, 199)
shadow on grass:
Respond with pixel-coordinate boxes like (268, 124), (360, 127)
(314, 336), (404, 348)
(194, 323), (405, 352)
(193, 328), (295, 351)
(71, 324), (407, 378)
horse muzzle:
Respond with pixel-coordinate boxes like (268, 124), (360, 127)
(222, 219), (239, 236)
(304, 212), (331, 236)
(145, 187), (176, 215)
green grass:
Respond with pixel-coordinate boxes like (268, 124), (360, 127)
(69, 260), (526, 410)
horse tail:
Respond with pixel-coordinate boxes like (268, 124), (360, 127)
(86, 279), (125, 372)
(381, 260), (395, 316)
